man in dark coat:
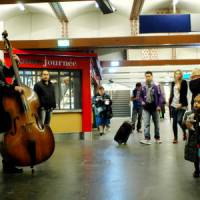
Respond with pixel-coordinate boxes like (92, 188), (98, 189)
(34, 70), (56, 126)
(0, 59), (24, 173)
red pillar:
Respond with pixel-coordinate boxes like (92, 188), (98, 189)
(81, 63), (92, 132)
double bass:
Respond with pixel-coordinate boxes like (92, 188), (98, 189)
(2, 31), (55, 169)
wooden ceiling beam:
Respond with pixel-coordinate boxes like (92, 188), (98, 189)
(1, 34), (200, 49)
(130, 0), (145, 20)
(0, 0), (94, 4)
(101, 59), (200, 67)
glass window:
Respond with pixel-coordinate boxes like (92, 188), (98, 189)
(19, 69), (82, 110)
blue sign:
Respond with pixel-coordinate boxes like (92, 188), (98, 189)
(140, 14), (191, 33)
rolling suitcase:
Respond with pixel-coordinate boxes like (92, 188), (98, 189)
(114, 121), (133, 144)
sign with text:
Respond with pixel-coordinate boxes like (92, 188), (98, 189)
(17, 55), (88, 69)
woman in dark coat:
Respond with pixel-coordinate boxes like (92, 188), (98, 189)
(169, 70), (188, 143)
(93, 86), (112, 136)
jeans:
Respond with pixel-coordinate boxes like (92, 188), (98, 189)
(39, 109), (52, 125)
(143, 109), (160, 140)
(132, 108), (142, 131)
(171, 107), (186, 140)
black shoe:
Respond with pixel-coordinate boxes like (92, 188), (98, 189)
(2, 160), (23, 174)
(3, 167), (23, 174)
(100, 132), (103, 136)
(117, 140), (123, 145)
(193, 171), (200, 178)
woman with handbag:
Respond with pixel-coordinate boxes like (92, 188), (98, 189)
(93, 86), (112, 136)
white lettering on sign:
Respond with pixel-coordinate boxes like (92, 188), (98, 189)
(19, 56), (78, 68)
(43, 56), (77, 67)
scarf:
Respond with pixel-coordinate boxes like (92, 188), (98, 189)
(146, 82), (154, 104)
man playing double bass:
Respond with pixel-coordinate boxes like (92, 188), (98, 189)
(0, 56), (24, 173)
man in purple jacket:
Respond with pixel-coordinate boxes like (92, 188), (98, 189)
(140, 71), (163, 145)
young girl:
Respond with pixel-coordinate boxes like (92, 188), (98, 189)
(183, 94), (200, 178)
(169, 70), (188, 143)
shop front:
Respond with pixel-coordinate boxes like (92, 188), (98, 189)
(4, 50), (101, 134)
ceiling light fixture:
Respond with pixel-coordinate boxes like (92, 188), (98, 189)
(17, 2), (25, 11)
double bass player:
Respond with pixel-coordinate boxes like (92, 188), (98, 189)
(0, 31), (55, 173)
(0, 56), (24, 173)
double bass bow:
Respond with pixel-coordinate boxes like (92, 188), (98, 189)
(2, 31), (55, 169)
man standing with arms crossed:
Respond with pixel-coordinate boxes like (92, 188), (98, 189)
(34, 70), (56, 126)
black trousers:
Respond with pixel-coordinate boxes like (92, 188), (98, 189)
(132, 108), (142, 131)
(171, 107), (186, 140)
(194, 156), (200, 173)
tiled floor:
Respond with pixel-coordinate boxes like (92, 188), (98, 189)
(0, 117), (199, 200)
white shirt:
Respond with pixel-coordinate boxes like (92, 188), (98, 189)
(171, 84), (180, 108)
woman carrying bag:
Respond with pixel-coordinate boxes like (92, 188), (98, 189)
(93, 86), (112, 136)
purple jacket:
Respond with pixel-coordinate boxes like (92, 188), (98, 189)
(141, 83), (163, 109)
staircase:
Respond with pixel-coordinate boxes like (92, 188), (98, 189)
(111, 90), (131, 117)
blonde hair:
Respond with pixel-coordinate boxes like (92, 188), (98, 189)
(174, 69), (183, 80)
(195, 94), (200, 99)
(191, 68), (200, 80)
(174, 70), (183, 91)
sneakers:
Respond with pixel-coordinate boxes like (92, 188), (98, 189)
(140, 138), (162, 144)
(140, 139), (152, 145)
(155, 139), (162, 144)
